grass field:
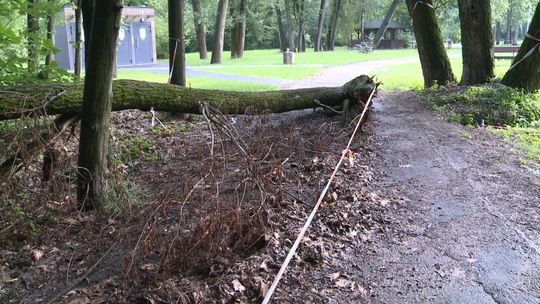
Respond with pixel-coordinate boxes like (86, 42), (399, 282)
(373, 58), (513, 91)
(116, 70), (277, 91)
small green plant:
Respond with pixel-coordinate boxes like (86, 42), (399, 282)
(105, 174), (144, 215)
(459, 130), (474, 140)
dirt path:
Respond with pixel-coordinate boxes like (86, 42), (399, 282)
(359, 93), (540, 303)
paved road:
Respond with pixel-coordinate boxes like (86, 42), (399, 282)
(358, 93), (540, 303)
(120, 62), (289, 86)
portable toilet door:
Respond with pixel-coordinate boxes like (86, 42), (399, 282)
(117, 24), (133, 66)
(132, 21), (153, 65)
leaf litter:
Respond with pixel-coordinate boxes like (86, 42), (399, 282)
(0, 106), (399, 303)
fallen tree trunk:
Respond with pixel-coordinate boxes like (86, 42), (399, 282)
(0, 76), (376, 121)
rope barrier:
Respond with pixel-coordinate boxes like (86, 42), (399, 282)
(261, 86), (378, 304)
(508, 33), (540, 71)
(167, 37), (182, 84)
(413, 0), (434, 11)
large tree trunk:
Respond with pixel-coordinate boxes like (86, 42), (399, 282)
(27, 0), (40, 74)
(501, 2), (540, 92)
(275, 4), (287, 52)
(211, 0), (229, 64)
(230, 0), (247, 59)
(45, 0), (55, 67)
(458, 0), (494, 85)
(74, 0), (82, 79)
(169, 0), (186, 86)
(192, 0), (208, 60)
(326, 0), (341, 51)
(0, 76), (376, 121)
(283, 0), (295, 52)
(314, 0), (327, 52)
(77, 0), (123, 210)
(373, 0), (400, 48)
(406, 0), (456, 87)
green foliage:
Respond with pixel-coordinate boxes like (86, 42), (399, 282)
(425, 85), (540, 127)
(0, 0), (72, 85)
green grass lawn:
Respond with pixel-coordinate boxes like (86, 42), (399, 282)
(196, 66), (322, 80)
(172, 47), (462, 67)
(373, 57), (513, 91)
(116, 70), (277, 91)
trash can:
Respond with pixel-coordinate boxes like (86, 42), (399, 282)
(283, 49), (294, 65)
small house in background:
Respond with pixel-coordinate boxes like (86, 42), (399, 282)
(350, 19), (409, 49)
(54, 5), (157, 70)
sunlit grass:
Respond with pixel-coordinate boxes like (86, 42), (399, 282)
(374, 57), (513, 91)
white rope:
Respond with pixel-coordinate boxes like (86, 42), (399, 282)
(261, 86), (378, 304)
(508, 33), (540, 71)
(413, 0), (434, 11)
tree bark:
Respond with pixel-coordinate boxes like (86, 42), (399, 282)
(506, 1), (513, 43)
(45, 0), (55, 67)
(77, 0), (123, 209)
(326, 0), (341, 51)
(283, 0), (295, 52)
(230, 0), (247, 59)
(27, 0), (40, 74)
(275, 4), (287, 52)
(169, 0), (186, 86)
(192, 0), (208, 60)
(373, 0), (400, 48)
(81, 0), (94, 66)
(296, 0), (306, 52)
(501, 2), (540, 92)
(315, 0), (327, 52)
(406, 0), (456, 87)
(74, 0), (83, 79)
(458, 0), (494, 85)
(0, 76), (376, 121)
(211, 0), (228, 64)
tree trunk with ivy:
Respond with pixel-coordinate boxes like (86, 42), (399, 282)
(458, 0), (494, 85)
(501, 2), (540, 92)
(406, 0), (456, 87)
(77, 0), (123, 210)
